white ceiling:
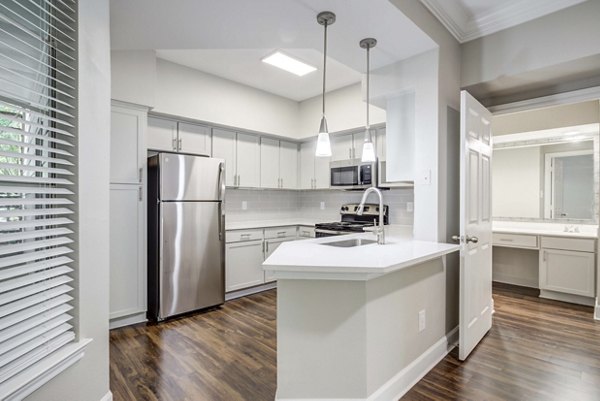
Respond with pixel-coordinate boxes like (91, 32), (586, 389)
(110, 0), (437, 101)
(419, 0), (588, 43)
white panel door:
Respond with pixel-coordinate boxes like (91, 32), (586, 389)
(237, 133), (261, 188)
(540, 249), (595, 297)
(226, 240), (265, 292)
(110, 105), (143, 184)
(299, 141), (316, 189)
(260, 137), (280, 189)
(352, 132), (364, 161)
(178, 122), (211, 156)
(279, 140), (298, 189)
(147, 116), (177, 152)
(458, 90), (493, 361)
(331, 133), (354, 161)
(212, 128), (237, 186)
(109, 184), (145, 319)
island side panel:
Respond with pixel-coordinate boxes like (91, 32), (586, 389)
(276, 279), (368, 400)
(365, 257), (457, 397)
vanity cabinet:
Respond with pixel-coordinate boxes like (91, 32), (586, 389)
(539, 236), (596, 298)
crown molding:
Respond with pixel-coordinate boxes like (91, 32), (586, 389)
(421, 0), (587, 43)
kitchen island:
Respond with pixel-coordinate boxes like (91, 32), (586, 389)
(263, 230), (460, 401)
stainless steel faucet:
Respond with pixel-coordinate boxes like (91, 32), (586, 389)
(357, 187), (385, 245)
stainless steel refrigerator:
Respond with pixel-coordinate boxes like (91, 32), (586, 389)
(147, 152), (225, 321)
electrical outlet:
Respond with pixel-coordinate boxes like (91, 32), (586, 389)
(320, 201), (325, 210)
(418, 310), (426, 332)
(242, 201), (248, 210)
(407, 202), (414, 212)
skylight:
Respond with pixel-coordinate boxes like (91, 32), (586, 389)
(261, 51), (317, 77)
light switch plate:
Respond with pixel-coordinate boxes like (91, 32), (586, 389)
(320, 201), (325, 210)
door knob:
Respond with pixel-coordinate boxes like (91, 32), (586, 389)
(466, 235), (479, 244)
(451, 235), (461, 242)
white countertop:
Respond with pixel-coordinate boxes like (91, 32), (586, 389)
(263, 230), (459, 281)
(225, 219), (318, 230)
(493, 221), (598, 239)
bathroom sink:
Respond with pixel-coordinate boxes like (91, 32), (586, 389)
(322, 238), (377, 247)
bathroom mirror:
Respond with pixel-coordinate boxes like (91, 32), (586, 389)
(492, 124), (599, 223)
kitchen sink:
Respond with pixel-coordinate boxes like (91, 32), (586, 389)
(322, 238), (377, 247)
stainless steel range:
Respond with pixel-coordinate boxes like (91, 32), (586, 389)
(315, 203), (389, 237)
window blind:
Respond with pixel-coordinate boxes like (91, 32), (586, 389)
(0, 0), (78, 393)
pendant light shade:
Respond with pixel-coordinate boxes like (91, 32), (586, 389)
(360, 38), (377, 163)
(315, 11), (336, 158)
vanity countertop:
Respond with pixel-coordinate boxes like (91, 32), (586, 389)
(493, 221), (598, 239)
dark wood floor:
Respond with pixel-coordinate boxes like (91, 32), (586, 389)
(110, 284), (600, 401)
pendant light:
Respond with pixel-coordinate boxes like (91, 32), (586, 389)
(360, 38), (377, 162)
(315, 11), (336, 157)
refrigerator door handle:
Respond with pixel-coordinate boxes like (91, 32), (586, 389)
(218, 161), (226, 241)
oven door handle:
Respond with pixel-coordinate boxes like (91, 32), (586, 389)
(315, 229), (347, 236)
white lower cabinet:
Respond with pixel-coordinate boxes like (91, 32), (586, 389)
(109, 184), (146, 323)
(225, 239), (265, 292)
(264, 238), (295, 283)
(540, 248), (595, 297)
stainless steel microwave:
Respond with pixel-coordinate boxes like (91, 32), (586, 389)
(329, 159), (376, 189)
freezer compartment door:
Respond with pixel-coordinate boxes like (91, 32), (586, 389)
(160, 153), (225, 201)
(160, 201), (225, 319)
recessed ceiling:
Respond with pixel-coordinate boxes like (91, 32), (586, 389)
(110, 0), (437, 101)
(419, 0), (588, 43)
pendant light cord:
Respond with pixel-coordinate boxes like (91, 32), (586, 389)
(366, 44), (370, 130)
(322, 21), (328, 117)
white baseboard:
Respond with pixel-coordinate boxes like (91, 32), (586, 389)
(100, 391), (113, 401)
(109, 312), (147, 330)
(539, 290), (595, 306)
(492, 275), (538, 289)
(225, 282), (277, 301)
(366, 326), (459, 401)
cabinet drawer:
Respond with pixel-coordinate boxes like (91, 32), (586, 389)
(541, 236), (595, 252)
(264, 226), (297, 239)
(298, 226), (315, 238)
(492, 233), (538, 249)
(226, 229), (263, 243)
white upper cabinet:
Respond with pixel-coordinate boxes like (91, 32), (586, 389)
(147, 117), (177, 152)
(212, 128), (237, 187)
(261, 139), (298, 189)
(236, 133), (261, 188)
(352, 132), (365, 161)
(110, 104), (145, 184)
(178, 122), (211, 156)
(376, 127), (386, 160)
(300, 139), (329, 189)
(331, 133), (354, 161)
(260, 137), (280, 189)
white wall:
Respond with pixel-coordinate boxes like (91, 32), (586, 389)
(27, 0), (111, 400)
(461, 1), (600, 89)
(297, 83), (386, 139)
(111, 50), (156, 108)
(153, 59), (300, 138)
(492, 147), (541, 218)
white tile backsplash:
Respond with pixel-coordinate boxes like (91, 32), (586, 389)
(226, 188), (414, 225)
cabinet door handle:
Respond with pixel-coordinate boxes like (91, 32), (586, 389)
(172, 137), (177, 151)
(349, 148), (352, 159)
(543, 251), (547, 262)
(237, 174), (241, 186)
(138, 167), (143, 183)
(178, 138), (182, 151)
(138, 186), (142, 201)
(266, 241), (269, 253)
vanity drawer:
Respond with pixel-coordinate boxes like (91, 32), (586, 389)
(226, 229), (263, 243)
(493, 233), (538, 249)
(541, 236), (596, 252)
(264, 226), (297, 239)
